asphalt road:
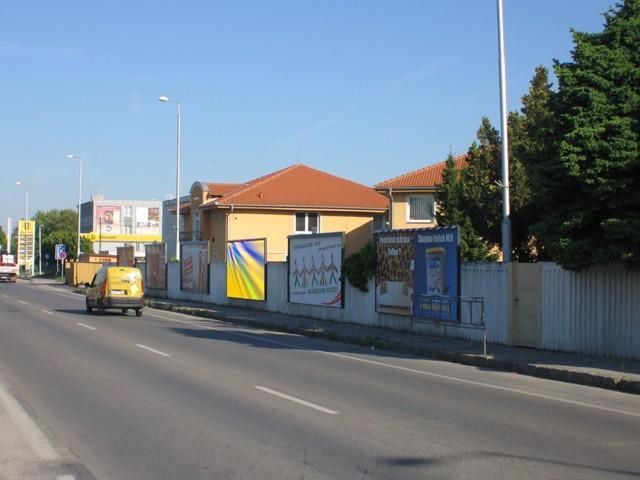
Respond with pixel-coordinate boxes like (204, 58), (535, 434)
(0, 281), (639, 480)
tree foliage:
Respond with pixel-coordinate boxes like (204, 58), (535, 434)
(32, 209), (92, 263)
(0, 226), (6, 252)
(341, 241), (376, 292)
(533, 0), (640, 270)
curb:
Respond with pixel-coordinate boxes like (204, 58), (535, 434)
(147, 300), (640, 396)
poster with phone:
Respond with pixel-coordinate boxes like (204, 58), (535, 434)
(412, 226), (460, 321)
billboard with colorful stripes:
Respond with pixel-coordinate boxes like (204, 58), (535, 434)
(226, 238), (266, 301)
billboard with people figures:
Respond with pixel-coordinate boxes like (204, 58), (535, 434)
(288, 232), (343, 308)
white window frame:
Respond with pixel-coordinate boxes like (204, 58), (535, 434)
(293, 212), (320, 234)
(406, 194), (436, 223)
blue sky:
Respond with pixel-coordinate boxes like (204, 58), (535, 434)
(0, 0), (614, 231)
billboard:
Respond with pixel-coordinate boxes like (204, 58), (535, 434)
(226, 238), (266, 301)
(136, 207), (160, 235)
(181, 241), (209, 293)
(96, 205), (121, 234)
(145, 243), (167, 290)
(288, 233), (343, 307)
(375, 231), (415, 315)
(17, 220), (35, 268)
(117, 246), (135, 267)
(413, 227), (460, 320)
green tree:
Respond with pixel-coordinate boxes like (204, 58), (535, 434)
(437, 153), (495, 261)
(0, 226), (6, 252)
(33, 209), (93, 265)
(534, 0), (640, 270)
(509, 66), (557, 260)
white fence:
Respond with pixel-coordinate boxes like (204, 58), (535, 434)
(540, 263), (640, 360)
(146, 261), (640, 360)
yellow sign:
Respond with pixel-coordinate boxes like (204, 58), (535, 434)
(17, 220), (35, 267)
(81, 232), (162, 243)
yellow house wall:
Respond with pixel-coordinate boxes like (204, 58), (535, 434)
(390, 192), (437, 230)
(220, 209), (377, 262)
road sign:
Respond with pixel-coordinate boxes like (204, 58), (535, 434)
(55, 244), (66, 260)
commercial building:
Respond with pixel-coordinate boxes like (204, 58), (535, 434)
(80, 194), (163, 258)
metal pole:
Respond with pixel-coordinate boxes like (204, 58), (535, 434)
(175, 101), (181, 261)
(497, 0), (512, 262)
(77, 157), (83, 259)
(38, 224), (42, 275)
(7, 217), (11, 254)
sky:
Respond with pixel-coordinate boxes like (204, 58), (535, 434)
(0, 0), (615, 231)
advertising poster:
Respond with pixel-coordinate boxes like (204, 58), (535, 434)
(288, 233), (343, 307)
(96, 206), (121, 234)
(117, 246), (135, 267)
(17, 220), (35, 268)
(181, 241), (209, 293)
(136, 207), (160, 235)
(145, 243), (167, 290)
(226, 239), (266, 301)
(375, 231), (415, 315)
(412, 226), (460, 321)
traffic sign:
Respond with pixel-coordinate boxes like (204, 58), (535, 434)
(55, 244), (66, 260)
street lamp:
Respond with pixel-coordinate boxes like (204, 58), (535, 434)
(66, 154), (83, 260)
(38, 224), (44, 276)
(15, 181), (28, 220)
(158, 95), (181, 261)
(496, 0), (512, 262)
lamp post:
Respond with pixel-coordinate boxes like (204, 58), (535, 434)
(38, 224), (44, 276)
(66, 154), (83, 260)
(15, 181), (29, 220)
(158, 96), (181, 261)
(496, 0), (512, 262)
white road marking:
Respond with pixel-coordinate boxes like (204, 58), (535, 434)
(255, 386), (339, 415)
(135, 344), (171, 357)
(77, 322), (96, 331)
(0, 379), (59, 460)
(147, 309), (640, 419)
(2, 294), (9, 298)
(41, 309), (54, 315)
(18, 300), (28, 305)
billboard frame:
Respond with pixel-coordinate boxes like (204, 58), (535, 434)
(287, 232), (345, 308)
(225, 237), (267, 302)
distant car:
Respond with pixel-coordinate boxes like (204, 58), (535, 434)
(85, 266), (144, 316)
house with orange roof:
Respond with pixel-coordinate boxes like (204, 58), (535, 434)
(375, 155), (467, 230)
(174, 164), (389, 262)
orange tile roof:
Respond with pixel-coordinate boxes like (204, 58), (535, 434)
(201, 164), (388, 211)
(206, 183), (245, 197)
(375, 154), (468, 189)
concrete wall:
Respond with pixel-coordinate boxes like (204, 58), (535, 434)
(155, 260), (639, 360)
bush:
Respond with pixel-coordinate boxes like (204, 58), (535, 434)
(341, 242), (376, 292)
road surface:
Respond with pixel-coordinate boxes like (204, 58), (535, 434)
(0, 281), (638, 479)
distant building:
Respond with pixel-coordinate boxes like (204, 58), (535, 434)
(161, 195), (188, 260)
(80, 194), (163, 258)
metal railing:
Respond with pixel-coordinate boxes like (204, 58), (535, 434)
(413, 295), (487, 356)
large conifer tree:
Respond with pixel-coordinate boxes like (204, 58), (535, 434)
(534, 0), (640, 270)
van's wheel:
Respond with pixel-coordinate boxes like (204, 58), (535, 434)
(122, 308), (128, 315)
(135, 309), (143, 317)
(86, 300), (93, 313)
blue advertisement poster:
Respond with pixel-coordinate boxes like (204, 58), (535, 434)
(412, 226), (460, 321)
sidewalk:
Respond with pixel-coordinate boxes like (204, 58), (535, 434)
(146, 296), (640, 395)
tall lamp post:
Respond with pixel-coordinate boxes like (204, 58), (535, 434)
(158, 96), (181, 261)
(38, 224), (44, 275)
(15, 181), (29, 221)
(66, 154), (83, 260)
(496, 0), (512, 262)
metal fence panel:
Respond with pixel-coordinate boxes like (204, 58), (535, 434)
(541, 262), (640, 360)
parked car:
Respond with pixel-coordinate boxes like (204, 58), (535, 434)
(85, 266), (144, 316)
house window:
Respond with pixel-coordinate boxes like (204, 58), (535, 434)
(123, 225), (133, 234)
(295, 213), (319, 234)
(124, 206), (133, 217)
(407, 195), (435, 222)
